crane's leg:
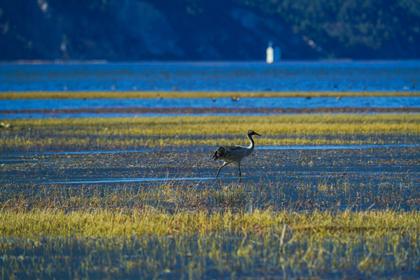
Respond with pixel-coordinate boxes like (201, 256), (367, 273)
(237, 162), (242, 183)
(216, 162), (230, 178)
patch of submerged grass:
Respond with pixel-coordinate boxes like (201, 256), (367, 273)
(1, 90), (419, 100)
(1, 114), (418, 150)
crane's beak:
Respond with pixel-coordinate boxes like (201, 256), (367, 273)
(254, 132), (261, 136)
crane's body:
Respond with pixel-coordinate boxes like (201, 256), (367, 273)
(213, 130), (261, 178)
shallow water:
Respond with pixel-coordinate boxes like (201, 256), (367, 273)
(259, 143), (420, 150)
(2, 61), (419, 119)
(4, 110), (420, 119)
(45, 176), (226, 185)
(1, 144), (418, 211)
(1, 143), (418, 159)
(1, 96), (419, 119)
(2, 144), (418, 197)
(1, 61), (419, 92)
(2, 97), (419, 111)
(41, 171), (412, 186)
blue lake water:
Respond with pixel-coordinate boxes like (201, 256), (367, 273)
(1, 61), (419, 118)
(2, 144), (417, 159)
(1, 96), (419, 119)
(2, 97), (419, 111)
(1, 61), (419, 92)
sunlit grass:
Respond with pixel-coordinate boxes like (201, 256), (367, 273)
(2, 223), (418, 279)
(7, 114), (420, 133)
(1, 114), (419, 150)
(1, 182), (418, 278)
(1, 208), (419, 278)
(1, 209), (418, 238)
(1, 90), (419, 100)
(0, 135), (393, 150)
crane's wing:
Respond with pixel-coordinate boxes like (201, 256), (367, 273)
(213, 146), (242, 160)
(213, 146), (225, 160)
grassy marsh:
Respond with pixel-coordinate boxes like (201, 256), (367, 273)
(1, 114), (419, 150)
(1, 181), (418, 279)
(1, 209), (419, 278)
(2, 209), (418, 238)
(1, 90), (419, 100)
(1, 113), (419, 278)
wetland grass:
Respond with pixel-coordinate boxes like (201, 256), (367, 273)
(1, 209), (419, 278)
(1, 114), (419, 150)
(1, 90), (419, 100)
(1, 209), (418, 238)
(1, 184), (418, 278)
(1, 113), (419, 278)
(1, 179), (418, 212)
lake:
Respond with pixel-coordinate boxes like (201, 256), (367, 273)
(1, 61), (419, 92)
(1, 61), (419, 118)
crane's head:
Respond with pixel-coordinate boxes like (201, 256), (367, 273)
(248, 130), (261, 136)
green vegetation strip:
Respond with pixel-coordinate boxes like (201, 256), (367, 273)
(1, 114), (419, 149)
(1, 186), (418, 277)
(2, 211), (418, 278)
(1, 210), (418, 238)
(1, 90), (419, 99)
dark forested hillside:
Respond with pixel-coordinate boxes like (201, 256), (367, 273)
(0, 0), (419, 61)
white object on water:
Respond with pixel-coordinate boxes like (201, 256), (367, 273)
(266, 43), (274, 64)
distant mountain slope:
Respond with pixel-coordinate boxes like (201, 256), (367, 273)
(0, 0), (418, 61)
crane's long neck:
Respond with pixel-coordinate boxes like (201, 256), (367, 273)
(247, 133), (255, 149)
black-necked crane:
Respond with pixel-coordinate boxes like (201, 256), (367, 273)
(213, 130), (261, 178)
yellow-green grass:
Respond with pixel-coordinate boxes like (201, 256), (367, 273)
(2, 114), (419, 149)
(1, 185), (418, 277)
(2, 210), (418, 278)
(1, 209), (418, 239)
(7, 114), (420, 134)
(1, 114), (419, 149)
(1, 134), (406, 150)
(1, 90), (419, 100)
(2, 180), (417, 213)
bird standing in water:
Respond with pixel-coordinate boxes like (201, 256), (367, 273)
(213, 130), (261, 178)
